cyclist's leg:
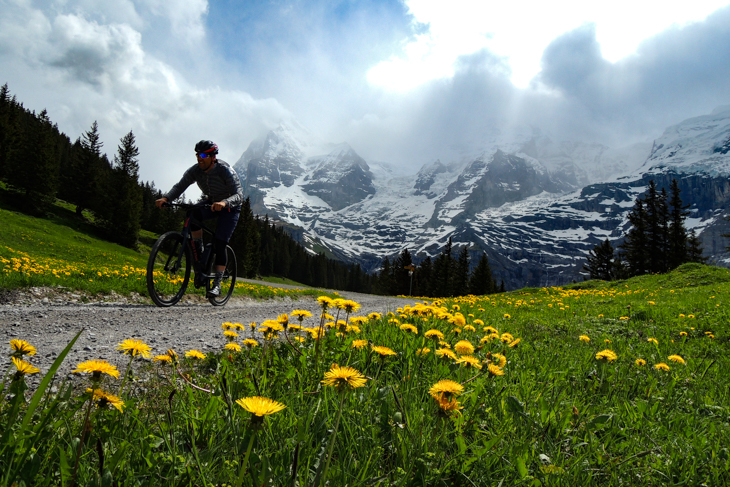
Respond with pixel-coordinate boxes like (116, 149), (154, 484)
(208, 208), (240, 297)
(212, 208), (241, 271)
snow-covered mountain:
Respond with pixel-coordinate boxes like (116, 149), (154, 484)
(234, 108), (730, 289)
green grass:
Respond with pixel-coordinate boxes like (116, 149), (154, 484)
(0, 199), (330, 301)
(2, 264), (729, 486)
(255, 275), (312, 288)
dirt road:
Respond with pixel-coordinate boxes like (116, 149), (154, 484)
(1, 284), (418, 385)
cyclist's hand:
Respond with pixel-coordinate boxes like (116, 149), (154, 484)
(211, 201), (227, 212)
(155, 197), (169, 209)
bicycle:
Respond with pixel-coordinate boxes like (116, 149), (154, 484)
(146, 203), (237, 307)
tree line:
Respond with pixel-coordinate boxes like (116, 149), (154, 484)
(583, 179), (705, 280)
(0, 83), (376, 292)
(374, 239), (504, 297)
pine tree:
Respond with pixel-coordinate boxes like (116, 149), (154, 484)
(394, 248), (413, 295)
(415, 256), (433, 297)
(108, 130), (142, 247)
(469, 252), (494, 295)
(376, 257), (395, 295)
(453, 246), (470, 296)
(620, 198), (649, 276)
(432, 237), (454, 296)
(686, 230), (707, 263)
(668, 179), (690, 269)
(643, 181), (669, 273)
(72, 121), (104, 216)
(583, 239), (615, 281)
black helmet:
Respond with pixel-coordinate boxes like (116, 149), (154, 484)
(195, 140), (218, 155)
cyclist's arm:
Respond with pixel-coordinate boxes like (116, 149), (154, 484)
(220, 165), (244, 208)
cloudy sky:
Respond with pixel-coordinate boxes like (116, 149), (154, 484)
(2, 0), (730, 191)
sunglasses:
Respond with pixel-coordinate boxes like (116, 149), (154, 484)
(196, 152), (212, 159)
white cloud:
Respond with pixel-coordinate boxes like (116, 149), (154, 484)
(368, 0), (730, 90)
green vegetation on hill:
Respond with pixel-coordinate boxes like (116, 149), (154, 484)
(0, 198), (329, 300)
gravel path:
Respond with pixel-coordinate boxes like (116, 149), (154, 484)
(1, 284), (418, 387)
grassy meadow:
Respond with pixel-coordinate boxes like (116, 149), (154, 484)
(2, 263), (729, 486)
(0, 202), (325, 300)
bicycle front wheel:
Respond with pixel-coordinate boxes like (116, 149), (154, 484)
(147, 231), (192, 307)
(207, 245), (237, 306)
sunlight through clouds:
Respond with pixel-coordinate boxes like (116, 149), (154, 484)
(368, 0), (730, 90)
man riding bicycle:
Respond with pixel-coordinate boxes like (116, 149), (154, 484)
(155, 140), (243, 298)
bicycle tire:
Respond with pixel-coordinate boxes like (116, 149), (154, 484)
(147, 231), (192, 307)
(206, 245), (237, 306)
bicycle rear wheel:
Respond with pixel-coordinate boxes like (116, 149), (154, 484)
(147, 231), (192, 307)
(207, 245), (237, 306)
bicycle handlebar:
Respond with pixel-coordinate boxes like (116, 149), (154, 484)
(161, 202), (212, 210)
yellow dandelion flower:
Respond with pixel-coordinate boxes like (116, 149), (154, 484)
(400, 324), (418, 334)
(291, 310), (313, 320)
(12, 357), (40, 375)
(679, 314), (685, 318)
(116, 339), (152, 358)
(667, 355), (685, 364)
(74, 360), (120, 379)
(500, 333), (514, 343)
(10, 339), (37, 357)
(224, 343), (242, 352)
(317, 296), (334, 310)
(352, 339), (368, 349)
(456, 355), (482, 369)
(367, 312), (382, 320)
(647, 338), (658, 345)
(87, 388), (125, 412)
(435, 396), (463, 416)
(487, 363), (505, 376)
(454, 340), (475, 355)
(424, 329), (444, 341)
(428, 379), (463, 400)
(435, 348), (457, 361)
(449, 314), (466, 327)
(371, 345), (397, 357)
(232, 323), (245, 330)
(185, 350), (206, 360)
(341, 300), (361, 313)
(654, 362), (670, 371)
(483, 326), (499, 334)
(221, 322), (233, 330)
(236, 396), (286, 417)
(322, 364), (367, 390)
(508, 338), (521, 348)
(595, 349), (617, 362)
(153, 355), (172, 363)
(679, 331), (687, 337)
(491, 353), (507, 368)
(635, 359), (646, 367)
(416, 347), (431, 355)
(503, 313), (511, 319)
(277, 314), (289, 326)
(223, 330), (239, 341)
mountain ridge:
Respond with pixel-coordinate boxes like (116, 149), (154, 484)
(233, 108), (730, 289)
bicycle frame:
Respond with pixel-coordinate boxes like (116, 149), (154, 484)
(169, 203), (218, 279)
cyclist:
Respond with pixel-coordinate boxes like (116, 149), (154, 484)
(155, 140), (243, 297)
